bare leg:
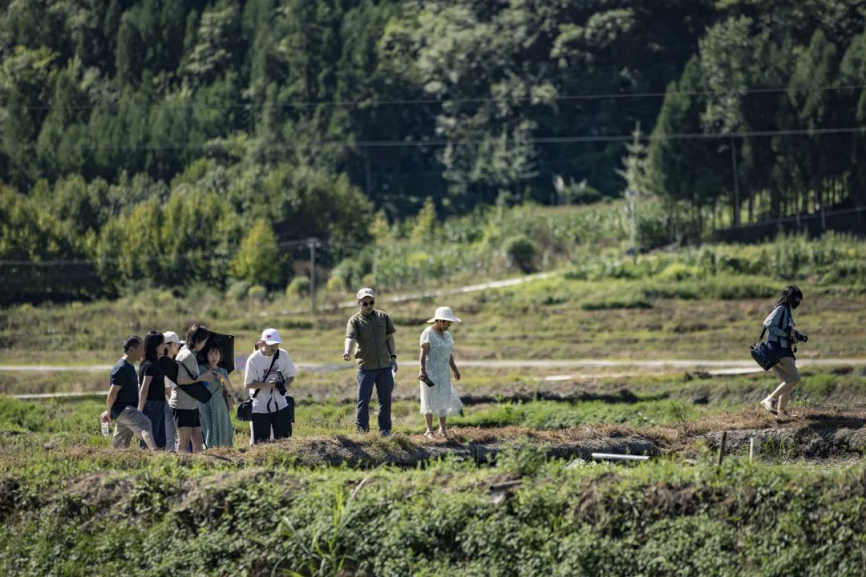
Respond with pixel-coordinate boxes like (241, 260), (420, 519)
(438, 416), (448, 437)
(423, 413), (434, 437)
(190, 428), (204, 453)
(177, 427), (192, 453)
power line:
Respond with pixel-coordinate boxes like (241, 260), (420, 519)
(32, 125), (866, 151)
(0, 239), (367, 268)
(9, 84), (866, 112)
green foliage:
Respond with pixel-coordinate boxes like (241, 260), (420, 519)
(231, 219), (280, 286)
(247, 284), (267, 301)
(504, 236), (537, 273)
(286, 276), (311, 299)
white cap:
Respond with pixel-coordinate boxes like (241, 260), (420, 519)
(427, 307), (462, 324)
(260, 328), (282, 345)
(163, 331), (182, 345)
(357, 287), (375, 301)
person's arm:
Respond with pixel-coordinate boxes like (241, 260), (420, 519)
(764, 307), (789, 338)
(449, 354), (460, 381)
(387, 334), (398, 373)
(419, 342), (430, 378)
(245, 360), (274, 390)
(102, 385), (121, 423)
(138, 375), (152, 411)
(343, 318), (357, 361)
(176, 358), (213, 385)
(343, 337), (356, 361)
(247, 379), (276, 390)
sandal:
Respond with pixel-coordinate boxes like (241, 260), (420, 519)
(423, 429), (435, 439)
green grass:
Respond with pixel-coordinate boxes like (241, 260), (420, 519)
(1, 447), (866, 576)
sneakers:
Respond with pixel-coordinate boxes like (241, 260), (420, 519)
(380, 430), (392, 438)
(760, 397), (778, 415)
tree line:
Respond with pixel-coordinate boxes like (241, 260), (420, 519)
(1, 0), (864, 303)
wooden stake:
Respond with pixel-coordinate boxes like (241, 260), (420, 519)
(717, 431), (727, 467)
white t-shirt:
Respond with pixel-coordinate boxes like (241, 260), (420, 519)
(244, 348), (297, 414)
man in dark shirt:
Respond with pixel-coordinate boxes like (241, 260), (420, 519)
(342, 288), (397, 436)
(100, 335), (157, 450)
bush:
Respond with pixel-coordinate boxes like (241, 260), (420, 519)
(504, 235), (537, 272)
(285, 276), (311, 299)
(325, 275), (346, 294)
(657, 263), (704, 282)
(581, 287), (652, 310)
(226, 280), (251, 301)
(247, 285), (267, 301)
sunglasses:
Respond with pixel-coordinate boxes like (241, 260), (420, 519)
(361, 300), (375, 307)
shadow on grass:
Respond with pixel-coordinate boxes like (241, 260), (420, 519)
(459, 389), (668, 406)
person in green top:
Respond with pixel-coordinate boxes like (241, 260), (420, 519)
(342, 287), (398, 436)
(198, 341), (235, 448)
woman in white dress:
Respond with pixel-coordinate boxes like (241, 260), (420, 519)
(418, 307), (464, 438)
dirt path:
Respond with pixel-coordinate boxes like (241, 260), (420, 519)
(3, 357), (864, 374)
(263, 271), (558, 316)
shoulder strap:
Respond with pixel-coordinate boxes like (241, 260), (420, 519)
(179, 359), (197, 381)
(252, 350), (280, 400)
(760, 305), (788, 340)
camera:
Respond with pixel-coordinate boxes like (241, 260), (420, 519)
(793, 330), (809, 343)
(274, 372), (287, 396)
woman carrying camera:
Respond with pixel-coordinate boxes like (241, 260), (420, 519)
(244, 328), (297, 445)
(760, 286), (807, 417)
(418, 307), (464, 438)
(198, 341), (235, 448)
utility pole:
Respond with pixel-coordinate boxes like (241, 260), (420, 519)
(730, 136), (740, 226)
(627, 189), (637, 263)
(307, 237), (319, 314)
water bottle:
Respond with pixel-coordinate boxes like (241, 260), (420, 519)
(101, 419), (110, 436)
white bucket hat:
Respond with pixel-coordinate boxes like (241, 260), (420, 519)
(427, 307), (462, 324)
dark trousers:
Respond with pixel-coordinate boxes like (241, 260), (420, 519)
(356, 367), (393, 432)
(251, 406), (292, 444)
(140, 400), (167, 450)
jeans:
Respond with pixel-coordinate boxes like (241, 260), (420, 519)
(164, 407), (177, 452)
(356, 367), (393, 432)
(140, 400), (168, 450)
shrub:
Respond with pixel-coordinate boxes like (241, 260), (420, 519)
(226, 280), (251, 301)
(504, 235), (537, 272)
(247, 285), (267, 301)
(285, 276), (311, 299)
(657, 263), (704, 282)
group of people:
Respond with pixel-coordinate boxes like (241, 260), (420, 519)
(101, 287), (466, 450)
(101, 323), (243, 452)
(101, 283), (807, 451)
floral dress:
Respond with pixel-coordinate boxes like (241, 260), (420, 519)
(198, 365), (234, 448)
(419, 327), (464, 417)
